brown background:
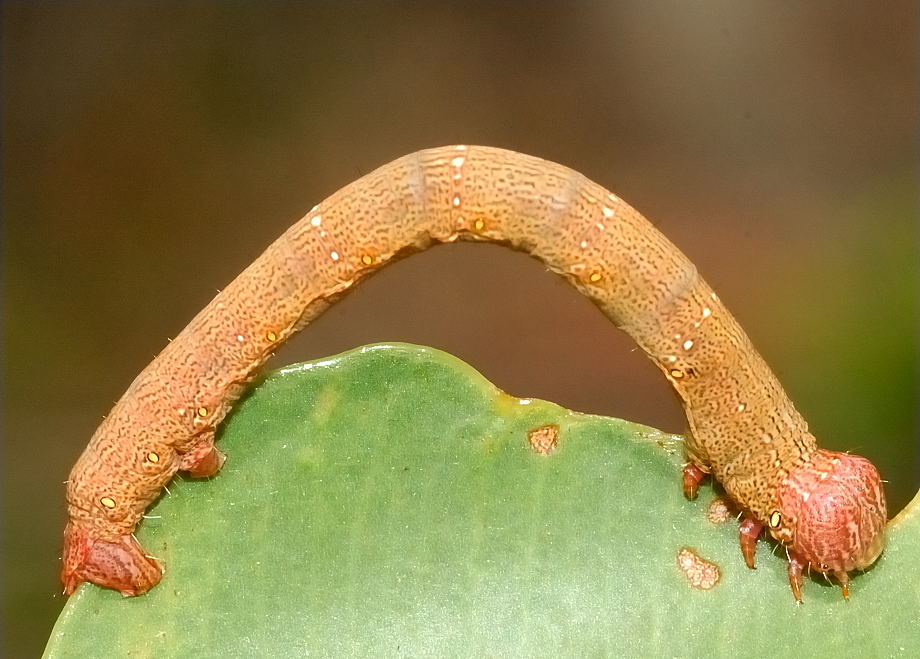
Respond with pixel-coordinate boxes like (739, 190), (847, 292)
(4, 2), (918, 655)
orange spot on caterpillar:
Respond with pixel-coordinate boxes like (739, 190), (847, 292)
(670, 369), (684, 379)
(196, 407), (209, 418)
(100, 497), (116, 509)
(361, 254), (374, 266)
(266, 331), (278, 342)
(589, 271), (603, 283)
(146, 452), (160, 464)
(473, 218), (485, 231)
(527, 424), (560, 455)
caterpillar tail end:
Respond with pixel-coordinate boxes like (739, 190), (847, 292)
(61, 523), (163, 596)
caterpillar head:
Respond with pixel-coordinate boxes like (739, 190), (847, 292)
(770, 449), (886, 576)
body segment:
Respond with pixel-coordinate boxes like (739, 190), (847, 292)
(62, 145), (886, 600)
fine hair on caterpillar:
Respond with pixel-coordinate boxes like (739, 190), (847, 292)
(61, 145), (886, 602)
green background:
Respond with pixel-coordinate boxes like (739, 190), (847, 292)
(4, 3), (917, 655)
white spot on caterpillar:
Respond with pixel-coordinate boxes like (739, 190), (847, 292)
(683, 339), (694, 350)
(769, 510), (782, 528)
(595, 222), (606, 231)
(608, 193), (618, 203)
(711, 292), (718, 301)
(702, 307), (712, 318)
(802, 491), (811, 502)
(455, 144), (467, 151)
(451, 156), (465, 167)
(330, 251), (340, 261)
(452, 196), (461, 207)
(602, 206), (615, 218)
(310, 216), (322, 227)
(737, 403), (747, 412)
(580, 240), (588, 248)
(236, 334), (245, 342)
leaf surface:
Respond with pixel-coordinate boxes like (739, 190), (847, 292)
(45, 344), (920, 657)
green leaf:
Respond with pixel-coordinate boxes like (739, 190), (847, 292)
(45, 344), (920, 657)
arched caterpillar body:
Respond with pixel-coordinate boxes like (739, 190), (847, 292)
(62, 145), (886, 602)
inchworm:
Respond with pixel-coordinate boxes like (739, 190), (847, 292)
(62, 145), (886, 602)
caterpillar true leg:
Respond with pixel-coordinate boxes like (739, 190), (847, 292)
(739, 516), (764, 570)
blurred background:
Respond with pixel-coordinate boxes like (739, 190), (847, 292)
(4, 2), (917, 655)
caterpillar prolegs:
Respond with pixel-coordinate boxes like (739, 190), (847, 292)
(62, 146), (886, 602)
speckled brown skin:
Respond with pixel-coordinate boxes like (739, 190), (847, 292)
(62, 145), (886, 600)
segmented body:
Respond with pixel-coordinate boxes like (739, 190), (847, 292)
(62, 145), (886, 600)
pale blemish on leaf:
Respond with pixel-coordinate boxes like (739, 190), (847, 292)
(527, 424), (560, 455)
(677, 547), (721, 590)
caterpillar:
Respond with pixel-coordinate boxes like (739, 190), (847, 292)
(62, 145), (886, 602)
